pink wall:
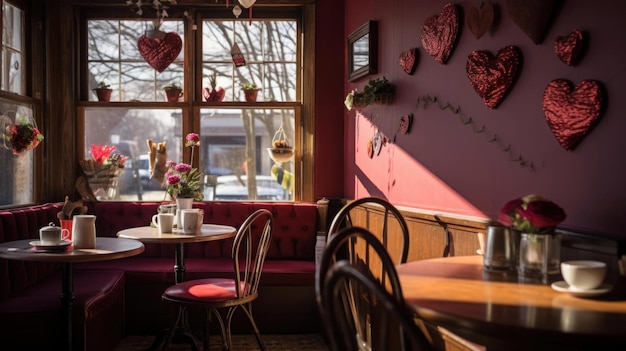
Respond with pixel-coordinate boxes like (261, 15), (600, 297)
(343, 0), (626, 237)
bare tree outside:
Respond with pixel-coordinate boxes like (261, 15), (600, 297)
(84, 13), (297, 201)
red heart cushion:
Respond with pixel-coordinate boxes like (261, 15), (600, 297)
(542, 79), (604, 151)
(466, 2), (494, 39)
(420, 3), (460, 64)
(137, 32), (182, 73)
(466, 45), (522, 109)
(554, 29), (585, 66)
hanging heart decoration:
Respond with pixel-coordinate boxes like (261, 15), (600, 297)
(372, 132), (384, 156)
(466, 45), (522, 109)
(466, 2), (495, 39)
(238, 0), (256, 9)
(554, 29), (586, 66)
(399, 48), (418, 75)
(420, 3), (460, 64)
(399, 114), (413, 134)
(542, 79), (604, 151)
(504, 0), (558, 44)
(137, 32), (182, 73)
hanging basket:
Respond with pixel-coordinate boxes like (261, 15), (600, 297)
(1, 111), (44, 155)
(268, 125), (294, 163)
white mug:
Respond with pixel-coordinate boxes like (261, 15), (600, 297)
(152, 213), (174, 233)
(181, 209), (203, 234)
(39, 223), (70, 245)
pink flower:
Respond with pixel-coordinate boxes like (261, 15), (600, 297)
(185, 133), (200, 147)
(166, 174), (180, 185)
(498, 198), (523, 226)
(175, 163), (191, 173)
(518, 200), (566, 228)
(165, 160), (177, 168)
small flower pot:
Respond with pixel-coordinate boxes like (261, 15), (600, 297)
(243, 89), (260, 102)
(164, 88), (183, 102)
(94, 88), (112, 102)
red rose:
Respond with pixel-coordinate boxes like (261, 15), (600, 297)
(518, 200), (566, 228)
(498, 197), (523, 226)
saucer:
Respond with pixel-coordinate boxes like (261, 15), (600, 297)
(29, 240), (72, 251)
(551, 280), (612, 297)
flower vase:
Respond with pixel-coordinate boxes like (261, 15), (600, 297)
(518, 233), (561, 278)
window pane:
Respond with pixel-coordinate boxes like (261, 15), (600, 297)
(0, 101), (35, 206)
(2, 2), (24, 94)
(87, 19), (184, 101)
(200, 108), (295, 201)
(83, 108), (182, 201)
(201, 18), (297, 102)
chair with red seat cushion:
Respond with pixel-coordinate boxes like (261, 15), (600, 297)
(160, 209), (273, 351)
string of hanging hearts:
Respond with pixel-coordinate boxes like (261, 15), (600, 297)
(126, 0), (257, 25)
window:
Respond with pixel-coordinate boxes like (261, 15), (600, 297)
(0, 2), (38, 207)
(79, 5), (307, 202)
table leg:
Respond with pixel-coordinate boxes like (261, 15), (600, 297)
(61, 262), (74, 351)
(148, 243), (199, 351)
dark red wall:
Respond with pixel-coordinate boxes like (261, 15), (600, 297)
(313, 0), (346, 199)
(341, 0), (626, 237)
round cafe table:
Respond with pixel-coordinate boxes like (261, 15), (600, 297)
(396, 255), (626, 351)
(0, 237), (145, 351)
(117, 224), (237, 350)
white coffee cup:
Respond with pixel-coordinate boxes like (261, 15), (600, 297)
(158, 203), (177, 214)
(152, 213), (175, 233)
(560, 260), (607, 291)
(181, 209), (203, 234)
(39, 223), (70, 245)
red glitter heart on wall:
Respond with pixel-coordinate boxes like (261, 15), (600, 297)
(554, 29), (586, 66)
(420, 3), (460, 64)
(399, 48), (418, 75)
(542, 79), (604, 151)
(466, 45), (522, 109)
(466, 2), (494, 39)
(137, 32), (182, 73)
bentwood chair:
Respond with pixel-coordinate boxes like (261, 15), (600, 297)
(160, 209), (273, 351)
(321, 260), (434, 351)
(316, 226), (406, 351)
(328, 197), (410, 264)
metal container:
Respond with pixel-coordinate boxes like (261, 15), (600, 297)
(483, 225), (519, 271)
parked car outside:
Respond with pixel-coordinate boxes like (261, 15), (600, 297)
(205, 175), (289, 201)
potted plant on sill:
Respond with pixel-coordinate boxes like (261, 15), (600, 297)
(241, 82), (260, 102)
(93, 81), (113, 102)
(163, 83), (183, 102)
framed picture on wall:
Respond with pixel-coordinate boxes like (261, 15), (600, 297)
(348, 20), (378, 82)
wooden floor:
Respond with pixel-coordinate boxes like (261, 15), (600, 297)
(114, 333), (329, 351)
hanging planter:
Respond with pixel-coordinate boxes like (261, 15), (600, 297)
(267, 126), (294, 164)
(1, 112), (44, 155)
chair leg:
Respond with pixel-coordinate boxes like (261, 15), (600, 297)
(239, 303), (266, 351)
(159, 306), (183, 351)
(210, 308), (230, 351)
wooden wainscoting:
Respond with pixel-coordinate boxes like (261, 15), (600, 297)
(334, 200), (491, 262)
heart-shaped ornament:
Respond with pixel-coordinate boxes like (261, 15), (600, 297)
(399, 114), (413, 134)
(554, 29), (585, 66)
(203, 87), (226, 102)
(399, 48), (418, 75)
(504, 0), (558, 44)
(420, 3), (460, 64)
(372, 132), (384, 156)
(238, 0), (256, 9)
(137, 32), (182, 73)
(466, 2), (495, 39)
(542, 79), (604, 151)
(466, 45), (522, 109)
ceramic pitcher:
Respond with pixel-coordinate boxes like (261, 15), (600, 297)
(73, 215), (96, 249)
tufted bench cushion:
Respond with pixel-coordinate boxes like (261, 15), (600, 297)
(76, 201), (320, 334)
(0, 204), (127, 351)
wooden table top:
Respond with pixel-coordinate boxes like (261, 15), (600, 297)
(0, 237), (144, 263)
(397, 255), (626, 350)
(116, 224), (237, 244)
